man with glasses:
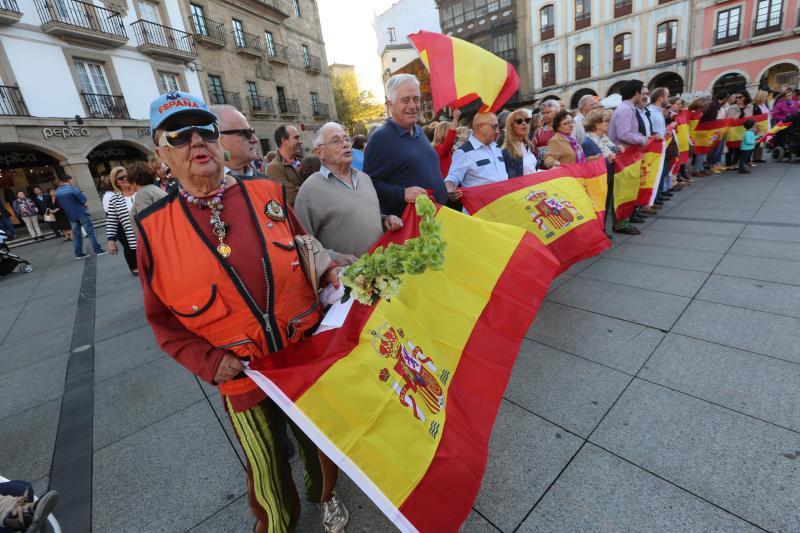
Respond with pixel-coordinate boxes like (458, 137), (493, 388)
(136, 91), (349, 533)
(267, 124), (304, 206)
(294, 122), (403, 260)
(210, 104), (261, 177)
(444, 111), (508, 201)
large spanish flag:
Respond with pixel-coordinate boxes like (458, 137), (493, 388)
(692, 118), (731, 154)
(247, 204), (560, 532)
(613, 145), (643, 221)
(459, 165), (611, 272)
(408, 30), (520, 113)
(726, 113), (770, 149)
(636, 138), (665, 207)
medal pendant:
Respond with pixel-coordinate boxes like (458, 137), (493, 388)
(217, 243), (232, 258)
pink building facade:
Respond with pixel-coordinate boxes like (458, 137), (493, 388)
(691, 0), (800, 95)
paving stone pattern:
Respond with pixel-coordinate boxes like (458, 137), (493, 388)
(1, 163), (799, 531)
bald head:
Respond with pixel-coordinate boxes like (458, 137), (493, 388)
(208, 104), (258, 171)
(209, 104), (244, 131)
(472, 112), (499, 145)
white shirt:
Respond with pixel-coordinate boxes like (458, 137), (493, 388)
(520, 142), (538, 175)
(646, 104), (666, 136)
(445, 134), (508, 188)
(102, 191), (114, 213)
(573, 112), (586, 144)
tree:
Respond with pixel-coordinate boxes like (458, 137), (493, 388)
(332, 71), (385, 135)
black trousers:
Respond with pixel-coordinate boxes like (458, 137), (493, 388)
(117, 231), (138, 272)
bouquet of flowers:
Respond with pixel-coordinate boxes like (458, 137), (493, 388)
(342, 195), (445, 305)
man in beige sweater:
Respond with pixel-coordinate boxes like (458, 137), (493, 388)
(293, 122), (403, 261)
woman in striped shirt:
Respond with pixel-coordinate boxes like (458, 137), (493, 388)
(106, 166), (138, 275)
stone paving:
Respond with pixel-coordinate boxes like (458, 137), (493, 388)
(1, 161), (799, 532)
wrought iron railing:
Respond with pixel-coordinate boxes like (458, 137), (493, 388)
(0, 0), (21, 13)
(278, 97), (299, 114)
(189, 13), (225, 43)
(249, 94), (275, 114)
(268, 42), (289, 62)
(0, 86), (29, 116)
(312, 102), (329, 117)
(496, 48), (516, 63)
(233, 28), (262, 53)
(131, 19), (195, 55)
(303, 54), (321, 72)
(209, 89), (241, 109)
(81, 92), (130, 119)
(33, 0), (126, 37)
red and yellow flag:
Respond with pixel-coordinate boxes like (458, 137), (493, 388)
(636, 139), (665, 207)
(692, 118), (731, 154)
(760, 120), (791, 144)
(459, 165), (611, 273)
(575, 157), (609, 225)
(613, 146), (643, 221)
(726, 113), (770, 149)
(408, 30), (520, 113)
(247, 205), (560, 532)
(674, 109), (694, 164)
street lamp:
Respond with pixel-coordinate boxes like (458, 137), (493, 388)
(63, 115), (84, 126)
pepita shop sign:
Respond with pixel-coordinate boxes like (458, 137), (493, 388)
(42, 125), (90, 140)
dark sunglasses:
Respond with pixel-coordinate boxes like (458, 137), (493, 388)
(220, 128), (256, 139)
(514, 118), (531, 125)
(158, 123), (220, 148)
(117, 176), (129, 182)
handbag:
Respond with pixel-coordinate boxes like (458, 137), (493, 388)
(293, 234), (332, 295)
(43, 209), (56, 222)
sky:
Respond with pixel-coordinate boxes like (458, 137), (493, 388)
(317, 0), (399, 102)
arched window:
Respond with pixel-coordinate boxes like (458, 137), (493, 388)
(541, 53), (556, 87)
(575, 44), (591, 80)
(656, 20), (678, 61)
(613, 33), (631, 71)
(575, 0), (591, 29)
(540, 5), (555, 40)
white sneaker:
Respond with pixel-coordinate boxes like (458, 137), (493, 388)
(320, 495), (349, 533)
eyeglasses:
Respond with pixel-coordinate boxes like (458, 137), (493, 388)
(158, 123), (220, 148)
(514, 118), (531, 125)
(220, 128), (256, 140)
(320, 135), (353, 147)
(479, 123), (500, 130)
(117, 175), (129, 182)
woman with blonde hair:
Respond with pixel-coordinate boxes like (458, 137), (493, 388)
(106, 165), (138, 274)
(501, 109), (537, 178)
(752, 90), (770, 162)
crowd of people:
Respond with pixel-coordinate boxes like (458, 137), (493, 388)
(0, 71), (795, 532)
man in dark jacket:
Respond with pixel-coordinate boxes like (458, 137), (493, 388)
(363, 74), (447, 217)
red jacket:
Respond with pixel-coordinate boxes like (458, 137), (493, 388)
(434, 128), (457, 177)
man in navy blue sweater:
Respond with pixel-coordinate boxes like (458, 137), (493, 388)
(363, 74), (447, 217)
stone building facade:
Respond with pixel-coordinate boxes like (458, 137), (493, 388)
(182, 0), (337, 153)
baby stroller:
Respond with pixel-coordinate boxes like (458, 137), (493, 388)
(768, 112), (800, 162)
(0, 229), (33, 275)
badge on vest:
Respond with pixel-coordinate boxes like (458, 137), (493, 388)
(265, 200), (285, 221)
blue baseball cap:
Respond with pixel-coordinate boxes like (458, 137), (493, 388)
(149, 91), (217, 138)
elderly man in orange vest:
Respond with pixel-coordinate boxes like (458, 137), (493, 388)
(136, 91), (349, 533)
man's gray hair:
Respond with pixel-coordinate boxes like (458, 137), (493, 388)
(540, 99), (560, 112)
(578, 94), (596, 111)
(385, 74), (420, 102)
(208, 104), (239, 119)
(313, 122), (345, 148)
